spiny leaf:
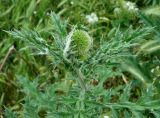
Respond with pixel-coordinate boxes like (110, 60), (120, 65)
(5, 108), (17, 118)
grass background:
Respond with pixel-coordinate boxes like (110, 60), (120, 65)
(1, 0), (160, 117)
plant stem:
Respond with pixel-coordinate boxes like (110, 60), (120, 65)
(75, 68), (87, 92)
(0, 46), (15, 72)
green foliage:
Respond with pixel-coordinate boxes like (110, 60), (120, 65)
(5, 108), (17, 118)
(1, 0), (160, 118)
(143, 0), (160, 5)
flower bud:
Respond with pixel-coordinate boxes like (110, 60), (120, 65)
(72, 30), (92, 60)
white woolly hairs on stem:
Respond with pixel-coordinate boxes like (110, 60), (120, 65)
(63, 26), (76, 58)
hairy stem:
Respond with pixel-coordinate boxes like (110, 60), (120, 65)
(75, 68), (87, 92)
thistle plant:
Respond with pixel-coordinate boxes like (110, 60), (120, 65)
(1, 0), (160, 118)
(3, 11), (160, 118)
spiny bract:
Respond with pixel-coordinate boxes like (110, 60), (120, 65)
(72, 30), (92, 60)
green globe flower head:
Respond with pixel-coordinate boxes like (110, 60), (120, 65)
(72, 30), (92, 60)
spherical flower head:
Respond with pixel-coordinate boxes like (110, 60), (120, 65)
(86, 12), (98, 24)
(123, 1), (139, 12)
(114, 1), (139, 19)
(72, 30), (92, 60)
(114, 7), (122, 16)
